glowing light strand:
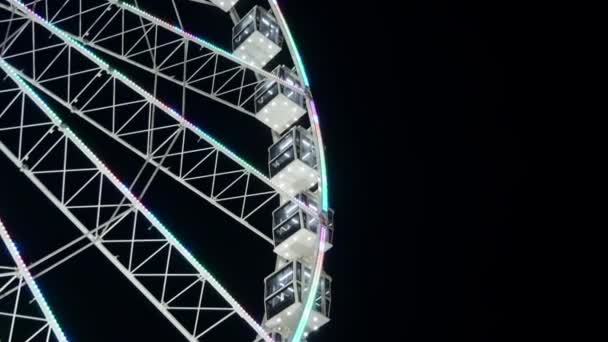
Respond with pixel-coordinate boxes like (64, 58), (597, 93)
(0, 218), (69, 342)
(268, 2), (330, 341)
(0, 57), (273, 342)
(268, 1), (310, 87)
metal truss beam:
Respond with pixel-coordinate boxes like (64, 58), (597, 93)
(0, 216), (69, 342)
(0, 58), (273, 342)
(0, 0), (321, 243)
(9, 0), (307, 118)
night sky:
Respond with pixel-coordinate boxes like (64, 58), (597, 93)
(0, 0), (526, 341)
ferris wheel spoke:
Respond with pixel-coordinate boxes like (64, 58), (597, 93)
(0, 59), (274, 342)
(0, 4), (320, 233)
(0, 208), (135, 303)
(5, 0), (307, 116)
(0, 217), (69, 342)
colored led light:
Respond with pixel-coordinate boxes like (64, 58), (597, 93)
(0, 218), (69, 342)
(269, 3), (331, 342)
(269, 1), (310, 87)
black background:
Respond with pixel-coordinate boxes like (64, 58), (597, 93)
(0, 0), (528, 341)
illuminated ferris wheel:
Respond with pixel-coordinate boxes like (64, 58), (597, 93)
(0, 0), (333, 341)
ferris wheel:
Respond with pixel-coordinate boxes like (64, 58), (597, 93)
(0, 0), (333, 341)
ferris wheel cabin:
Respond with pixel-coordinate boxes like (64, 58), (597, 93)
(255, 65), (307, 133)
(263, 260), (332, 334)
(232, 6), (283, 68)
(268, 126), (319, 195)
(272, 192), (334, 260)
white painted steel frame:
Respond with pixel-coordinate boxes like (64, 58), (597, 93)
(0, 58), (273, 342)
(0, 217), (69, 342)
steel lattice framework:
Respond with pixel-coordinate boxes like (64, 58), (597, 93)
(0, 217), (68, 342)
(0, 0), (332, 341)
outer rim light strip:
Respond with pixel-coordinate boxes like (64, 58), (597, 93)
(0, 218), (69, 342)
(268, 2), (330, 341)
(0, 57), (273, 342)
(7, 0), (318, 219)
(310, 101), (329, 211)
(295, 226), (327, 339)
(269, 1), (310, 87)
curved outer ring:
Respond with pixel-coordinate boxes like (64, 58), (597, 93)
(266, 2), (331, 341)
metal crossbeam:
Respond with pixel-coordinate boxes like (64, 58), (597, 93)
(0, 58), (273, 342)
(0, 1), (321, 245)
(12, 0), (307, 118)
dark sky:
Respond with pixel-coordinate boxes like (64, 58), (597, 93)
(0, 0), (527, 341)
